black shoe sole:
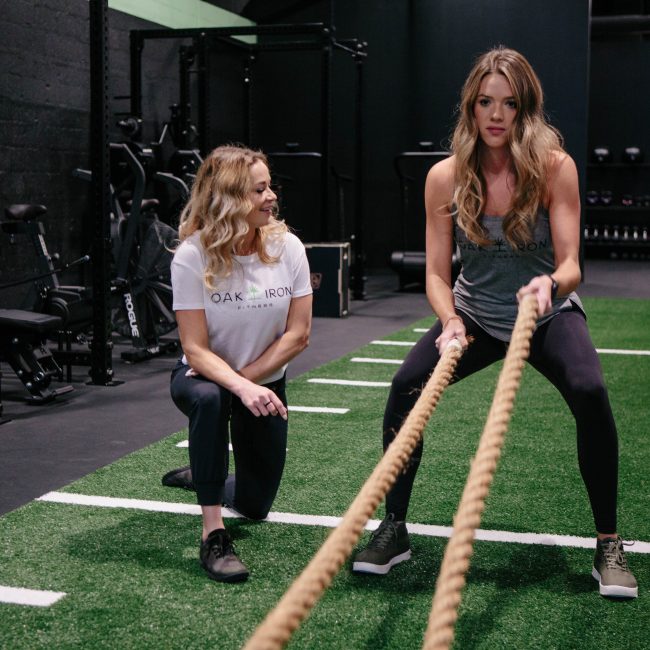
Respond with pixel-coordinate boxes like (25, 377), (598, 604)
(162, 465), (195, 490)
(202, 563), (250, 583)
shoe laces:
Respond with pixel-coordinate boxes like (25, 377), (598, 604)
(368, 517), (400, 550)
(601, 538), (630, 570)
(207, 532), (237, 558)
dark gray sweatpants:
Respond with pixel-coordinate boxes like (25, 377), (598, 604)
(170, 361), (287, 519)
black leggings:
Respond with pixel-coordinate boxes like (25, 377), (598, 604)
(384, 308), (619, 534)
(170, 362), (288, 519)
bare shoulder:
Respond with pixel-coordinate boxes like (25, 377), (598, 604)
(547, 150), (580, 210)
(425, 154), (456, 197)
(548, 150), (577, 180)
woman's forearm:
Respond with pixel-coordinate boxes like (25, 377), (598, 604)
(239, 329), (309, 384)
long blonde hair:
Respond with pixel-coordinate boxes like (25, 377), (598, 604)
(177, 144), (288, 288)
(451, 46), (564, 248)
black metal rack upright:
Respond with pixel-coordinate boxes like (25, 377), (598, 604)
(128, 22), (368, 298)
(88, 0), (114, 385)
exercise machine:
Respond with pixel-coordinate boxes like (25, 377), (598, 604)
(74, 142), (179, 362)
(0, 308), (73, 409)
(390, 147), (460, 290)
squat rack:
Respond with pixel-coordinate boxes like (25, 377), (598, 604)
(128, 22), (368, 299)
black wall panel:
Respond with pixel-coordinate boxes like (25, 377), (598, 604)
(245, 0), (590, 268)
(0, 1), (178, 306)
(1, 0), (591, 296)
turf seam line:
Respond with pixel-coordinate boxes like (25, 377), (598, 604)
(36, 492), (650, 554)
(353, 349), (649, 367)
(0, 585), (67, 607)
(176, 441), (234, 450)
(373, 340), (650, 356)
(307, 378), (391, 387)
(177, 440), (288, 451)
(287, 406), (350, 413)
(596, 348), (650, 355)
(350, 357), (403, 364)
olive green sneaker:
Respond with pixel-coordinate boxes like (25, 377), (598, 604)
(592, 536), (638, 598)
(352, 514), (411, 575)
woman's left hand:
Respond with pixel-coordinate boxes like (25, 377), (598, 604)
(517, 275), (554, 317)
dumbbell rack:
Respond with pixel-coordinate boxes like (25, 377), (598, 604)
(585, 161), (650, 258)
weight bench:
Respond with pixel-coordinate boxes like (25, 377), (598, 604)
(0, 309), (74, 414)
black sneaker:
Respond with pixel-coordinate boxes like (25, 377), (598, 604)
(162, 465), (194, 490)
(200, 529), (249, 583)
(352, 514), (411, 575)
(592, 536), (638, 598)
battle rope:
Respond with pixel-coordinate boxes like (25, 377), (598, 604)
(243, 339), (465, 650)
(422, 294), (538, 650)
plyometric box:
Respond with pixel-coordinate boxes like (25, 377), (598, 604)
(304, 242), (350, 318)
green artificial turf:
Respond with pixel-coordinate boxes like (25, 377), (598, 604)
(1, 296), (649, 649)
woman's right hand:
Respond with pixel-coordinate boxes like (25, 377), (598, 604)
(435, 315), (468, 353)
(236, 380), (288, 420)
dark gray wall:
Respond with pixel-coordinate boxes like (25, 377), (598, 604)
(244, 0), (590, 267)
(364, 0), (590, 265)
(0, 1), (178, 307)
(1, 0), (591, 298)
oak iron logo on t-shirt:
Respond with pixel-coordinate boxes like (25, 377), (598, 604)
(457, 236), (549, 257)
(210, 284), (293, 309)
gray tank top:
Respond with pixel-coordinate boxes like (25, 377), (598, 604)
(453, 208), (583, 341)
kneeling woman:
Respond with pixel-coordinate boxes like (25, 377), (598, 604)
(169, 145), (312, 582)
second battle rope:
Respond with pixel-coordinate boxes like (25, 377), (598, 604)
(423, 294), (539, 650)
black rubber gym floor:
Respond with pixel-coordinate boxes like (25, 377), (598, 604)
(1, 260), (648, 517)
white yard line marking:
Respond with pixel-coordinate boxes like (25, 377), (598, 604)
(177, 441), (287, 451)
(0, 585), (66, 607)
(308, 378), (391, 387)
(39, 492), (204, 515)
(371, 340), (416, 347)
(176, 441), (234, 451)
(288, 406), (349, 414)
(350, 357), (403, 365)
(411, 328), (650, 355)
(354, 349), (649, 365)
(36, 492), (650, 554)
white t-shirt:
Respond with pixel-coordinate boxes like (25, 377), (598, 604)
(172, 231), (312, 384)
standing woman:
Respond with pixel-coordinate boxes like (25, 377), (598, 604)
(169, 145), (312, 582)
(352, 47), (637, 598)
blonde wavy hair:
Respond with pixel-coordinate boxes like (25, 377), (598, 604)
(177, 144), (288, 289)
(451, 46), (564, 248)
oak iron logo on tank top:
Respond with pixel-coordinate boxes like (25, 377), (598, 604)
(210, 284), (293, 310)
(458, 236), (549, 258)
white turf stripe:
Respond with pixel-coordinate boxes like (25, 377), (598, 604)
(354, 349), (649, 366)
(177, 441), (288, 451)
(0, 586), (66, 607)
(173, 406), (350, 423)
(39, 491), (204, 515)
(177, 441), (234, 451)
(36, 492), (650, 554)
(289, 405), (349, 414)
(411, 328), (650, 357)
(308, 378), (391, 387)
(350, 357), (403, 365)
(371, 340), (416, 347)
